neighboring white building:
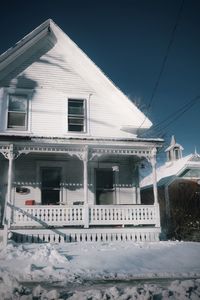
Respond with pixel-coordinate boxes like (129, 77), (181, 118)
(141, 136), (200, 239)
(0, 19), (162, 244)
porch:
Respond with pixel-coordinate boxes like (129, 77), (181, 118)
(0, 139), (161, 244)
(10, 203), (160, 243)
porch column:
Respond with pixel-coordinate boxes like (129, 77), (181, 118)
(3, 144), (15, 247)
(150, 148), (158, 204)
(135, 163), (141, 204)
(83, 146), (89, 204)
(83, 146), (89, 228)
(150, 148), (160, 227)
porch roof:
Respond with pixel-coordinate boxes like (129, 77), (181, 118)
(0, 138), (161, 160)
(0, 133), (163, 143)
(0, 136), (162, 161)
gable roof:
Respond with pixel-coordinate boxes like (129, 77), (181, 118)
(140, 153), (200, 188)
(0, 19), (152, 131)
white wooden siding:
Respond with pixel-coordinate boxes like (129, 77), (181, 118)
(0, 35), (147, 138)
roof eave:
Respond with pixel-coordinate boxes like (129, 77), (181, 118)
(0, 19), (51, 72)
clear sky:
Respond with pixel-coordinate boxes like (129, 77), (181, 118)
(0, 0), (200, 158)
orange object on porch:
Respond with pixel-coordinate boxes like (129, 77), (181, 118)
(25, 200), (35, 205)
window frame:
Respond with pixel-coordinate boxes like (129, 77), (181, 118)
(67, 97), (87, 133)
(5, 88), (32, 132)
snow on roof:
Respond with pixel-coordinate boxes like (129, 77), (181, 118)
(140, 153), (197, 188)
(165, 143), (184, 152)
(165, 135), (184, 152)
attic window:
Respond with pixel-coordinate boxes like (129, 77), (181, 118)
(7, 94), (29, 131)
(68, 99), (86, 132)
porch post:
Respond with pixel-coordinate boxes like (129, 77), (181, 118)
(83, 146), (89, 228)
(150, 148), (160, 228)
(83, 146), (89, 204)
(3, 144), (14, 247)
(135, 163), (141, 204)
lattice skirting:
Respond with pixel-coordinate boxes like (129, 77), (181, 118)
(10, 227), (161, 243)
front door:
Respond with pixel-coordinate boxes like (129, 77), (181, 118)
(96, 169), (115, 205)
(41, 167), (61, 205)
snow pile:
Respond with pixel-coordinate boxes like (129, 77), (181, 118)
(66, 280), (200, 300)
(0, 271), (23, 300)
(0, 241), (199, 299)
(0, 243), (76, 285)
(0, 279), (199, 299)
(60, 241), (200, 280)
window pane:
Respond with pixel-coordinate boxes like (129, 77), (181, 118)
(68, 99), (84, 115)
(68, 124), (84, 131)
(7, 112), (26, 128)
(9, 95), (27, 112)
(68, 117), (84, 125)
(68, 99), (85, 132)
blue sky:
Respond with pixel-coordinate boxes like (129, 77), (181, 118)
(0, 0), (200, 158)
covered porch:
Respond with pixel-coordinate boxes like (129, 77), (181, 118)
(0, 138), (161, 243)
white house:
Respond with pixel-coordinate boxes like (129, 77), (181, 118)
(141, 136), (200, 239)
(0, 19), (162, 244)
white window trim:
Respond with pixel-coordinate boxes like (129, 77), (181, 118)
(4, 88), (32, 133)
(66, 94), (90, 135)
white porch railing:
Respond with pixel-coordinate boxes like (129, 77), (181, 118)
(13, 205), (159, 227)
(90, 205), (158, 226)
(13, 206), (84, 227)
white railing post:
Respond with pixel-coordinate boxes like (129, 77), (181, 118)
(150, 148), (160, 228)
(84, 204), (89, 229)
(155, 203), (161, 228)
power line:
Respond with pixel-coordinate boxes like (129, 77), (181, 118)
(147, 0), (185, 109)
(147, 95), (200, 133)
(138, 0), (185, 130)
(145, 95), (200, 137)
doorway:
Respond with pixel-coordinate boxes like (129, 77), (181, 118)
(96, 169), (115, 205)
(41, 167), (61, 205)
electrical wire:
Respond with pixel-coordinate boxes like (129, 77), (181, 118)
(138, 0), (185, 130)
(146, 95), (200, 138)
(143, 95), (200, 136)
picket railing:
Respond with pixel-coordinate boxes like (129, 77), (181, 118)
(13, 204), (160, 227)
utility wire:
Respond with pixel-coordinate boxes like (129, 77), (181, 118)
(138, 0), (185, 130)
(144, 95), (200, 136)
(148, 95), (200, 137)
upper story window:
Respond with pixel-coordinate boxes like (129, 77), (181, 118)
(68, 99), (86, 132)
(7, 94), (29, 131)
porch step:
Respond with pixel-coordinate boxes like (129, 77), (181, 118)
(10, 227), (161, 243)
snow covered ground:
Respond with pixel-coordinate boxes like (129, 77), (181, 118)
(0, 240), (200, 299)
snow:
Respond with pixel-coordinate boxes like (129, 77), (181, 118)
(0, 241), (199, 299)
(140, 154), (193, 187)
